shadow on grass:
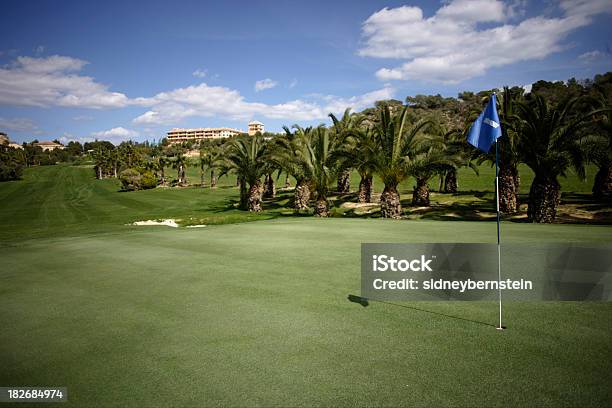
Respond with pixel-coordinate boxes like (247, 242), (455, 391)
(347, 294), (496, 328)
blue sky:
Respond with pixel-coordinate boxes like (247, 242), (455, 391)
(1, 0), (611, 144)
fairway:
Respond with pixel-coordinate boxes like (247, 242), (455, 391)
(1, 166), (611, 407)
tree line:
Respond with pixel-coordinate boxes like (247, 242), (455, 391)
(1, 73), (610, 223)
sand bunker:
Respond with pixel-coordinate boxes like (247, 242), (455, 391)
(132, 219), (179, 228)
(186, 225), (207, 228)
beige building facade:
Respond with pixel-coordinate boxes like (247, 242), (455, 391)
(166, 127), (242, 144)
(248, 121), (264, 136)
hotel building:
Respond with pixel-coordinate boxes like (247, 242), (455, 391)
(166, 120), (265, 144)
(248, 120), (264, 136)
(166, 127), (243, 144)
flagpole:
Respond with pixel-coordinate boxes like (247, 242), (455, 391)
(495, 126), (504, 331)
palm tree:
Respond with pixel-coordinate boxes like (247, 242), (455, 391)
(304, 126), (336, 216)
(336, 127), (378, 203)
(157, 155), (169, 185)
(92, 147), (107, 179)
(582, 96), (612, 199)
(262, 172), (276, 199)
(410, 122), (466, 207)
(427, 118), (476, 196)
(329, 108), (362, 193)
(475, 88), (523, 212)
(200, 146), (221, 189)
(271, 125), (314, 211)
(198, 151), (207, 187)
(171, 151), (188, 185)
(515, 95), (604, 222)
(222, 135), (268, 212)
(370, 105), (432, 218)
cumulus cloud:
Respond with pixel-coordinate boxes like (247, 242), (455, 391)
(192, 68), (207, 78)
(359, 0), (612, 83)
(91, 127), (139, 143)
(254, 78), (278, 92)
(0, 55), (130, 108)
(0, 117), (39, 132)
(133, 82), (395, 125)
(1, 54), (395, 127)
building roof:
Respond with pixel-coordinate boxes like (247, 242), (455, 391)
(248, 120), (264, 126)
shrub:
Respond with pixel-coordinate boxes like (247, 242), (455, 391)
(119, 168), (142, 191)
(141, 171), (158, 189)
(0, 162), (24, 181)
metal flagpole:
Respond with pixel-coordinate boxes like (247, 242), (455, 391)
(495, 131), (504, 330)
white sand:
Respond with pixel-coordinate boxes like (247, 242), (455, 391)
(132, 219), (179, 228)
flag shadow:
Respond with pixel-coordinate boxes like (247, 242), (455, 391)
(347, 294), (496, 328)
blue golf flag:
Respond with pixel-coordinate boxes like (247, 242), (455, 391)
(467, 93), (502, 152)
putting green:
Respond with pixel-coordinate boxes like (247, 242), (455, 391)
(1, 165), (610, 406)
(1, 218), (611, 407)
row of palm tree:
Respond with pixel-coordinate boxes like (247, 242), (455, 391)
(214, 89), (610, 222)
(215, 106), (468, 218)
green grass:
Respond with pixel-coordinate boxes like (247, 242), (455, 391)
(1, 165), (611, 407)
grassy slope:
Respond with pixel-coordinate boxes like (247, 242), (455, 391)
(0, 165), (277, 242)
(1, 165), (611, 407)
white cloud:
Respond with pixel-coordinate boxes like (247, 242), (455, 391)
(0, 55), (130, 108)
(192, 68), (207, 78)
(578, 50), (609, 63)
(91, 127), (139, 143)
(288, 78), (298, 89)
(133, 82), (395, 125)
(0, 117), (39, 132)
(254, 78), (278, 92)
(33, 45), (45, 55)
(359, 0), (612, 83)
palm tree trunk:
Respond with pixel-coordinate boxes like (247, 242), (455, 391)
(337, 169), (350, 193)
(358, 175), (373, 203)
(412, 178), (430, 206)
(239, 177), (248, 210)
(96, 166), (102, 180)
(200, 167), (205, 187)
(592, 164), (612, 199)
(160, 167), (166, 185)
(263, 173), (276, 199)
(443, 169), (458, 194)
(179, 165), (186, 185)
(528, 175), (560, 223)
(499, 164), (519, 213)
(380, 184), (402, 218)
(210, 170), (217, 189)
(438, 174), (444, 193)
(284, 175), (291, 188)
(314, 195), (330, 217)
(247, 179), (263, 212)
(294, 180), (311, 211)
